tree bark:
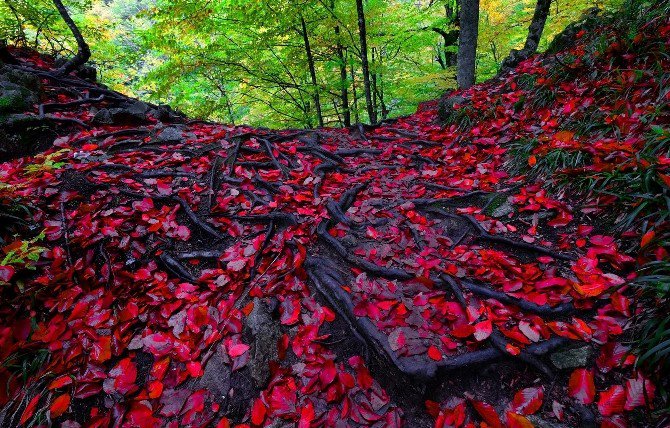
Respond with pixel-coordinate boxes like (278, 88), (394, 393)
(52, 0), (91, 75)
(335, 26), (351, 127)
(355, 0), (377, 124)
(456, 0), (479, 89)
(330, 0), (351, 127)
(300, 15), (324, 128)
(350, 63), (361, 124)
(500, 0), (551, 72)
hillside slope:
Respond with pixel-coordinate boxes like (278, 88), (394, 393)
(0, 2), (669, 427)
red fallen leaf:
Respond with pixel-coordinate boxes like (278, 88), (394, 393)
(181, 390), (207, 424)
(126, 401), (158, 427)
(388, 329), (406, 351)
(251, 398), (266, 425)
(528, 155), (537, 167)
(428, 345), (442, 361)
(50, 393), (70, 418)
(186, 361), (203, 377)
(470, 399), (503, 428)
(640, 229), (655, 247)
(0, 265), (15, 282)
(227, 259), (246, 272)
(148, 380), (163, 399)
(624, 373), (655, 410)
(103, 357), (137, 395)
(473, 319), (492, 341)
(509, 386), (544, 415)
(435, 398), (466, 428)
(350, 356), (373, 389)
(49, 375), (73, 390)
(568, 369), (595, 404)
(597, 343), (630, 373)
(598, 385), (625, 416)
(505, 411), (534, 428)
(12, 317), (31, 341)
(450, 323), (475, 338)
(132, 197), (154, 212)
(91, 336), (112, 363)
(425, 400), (441, 419)
(228, 343), (250, 358)
(19, 395), (41, 425)
(572, 280), (608, 297)
(518, 321), (541, 342)
(298, 400), (315, 428)
(215, 417), (231, 428)
(552, 401), (564, 421)
(320, 359), (337, 385)
(280, 297), (301, 325)
(548, 210), (573, 227)
(505, 343), (520, 355)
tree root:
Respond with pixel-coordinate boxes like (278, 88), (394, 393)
(420, 206), (576, 261)
(70, 128), (150, 147)
(118, 188), (227, 240)
(39, 94), (105, 114)
(305, 257), (439, 380)
(158, 252), (198, 283)
(451, 277), (576, 317)
(305, 256), (569, 382)
(258, 138), (289, 176)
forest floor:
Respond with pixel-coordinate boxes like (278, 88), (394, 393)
(0, 6), (669, 428)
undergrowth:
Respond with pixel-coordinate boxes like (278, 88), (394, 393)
(502, 0), (670, 417)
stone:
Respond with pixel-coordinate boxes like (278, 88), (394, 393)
(0, 68), (40, 115)
(92, 108), (113, 125)
(198, 348), (231, 403)
(243, 298), (282, 388)
(127, 100), (149, 116)
(437, 94), (467, 123)
(491, 201), (515, 218)
(550, 345), (592, 369)
(527, 415), (570, 428)
(155, 126), (184, 143)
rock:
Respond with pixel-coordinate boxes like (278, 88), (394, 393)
(0, 66), (41, 92)
(0, 114), (57, 161)
(92, 108), (114, 125)
(155, 126), (184, 143)
(527, 415), (570, 428)
(550, 345), (592, 369)
(243, 298), (282, 388)
(0, 67), (40, 115)
(154, 104), (184, 123)
(491, 201), (515, 218)
(127, 100), (150, 116)
(198, 348), (231, 403)
(437, 94), (467, 123)
(93, 101), (152, 126)
(546, 8), (601, 54)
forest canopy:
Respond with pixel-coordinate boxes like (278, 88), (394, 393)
(0, 0), (616, 128)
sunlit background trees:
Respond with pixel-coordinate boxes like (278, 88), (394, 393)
(1, 0), (616, 128)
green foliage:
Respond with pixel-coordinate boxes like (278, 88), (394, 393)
(0, 0), (619, 127)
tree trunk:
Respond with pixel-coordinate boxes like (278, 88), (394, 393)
(335, 26), (351, 127)
(500, 0), (551, 72)
(300, 15), (324, 128)
(355, 0), (377, 124)
(371, 48), (378, 120)
(52, 0), (91, 75)
(350, 63), (361, 124)
(456, 0), (479, 89)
